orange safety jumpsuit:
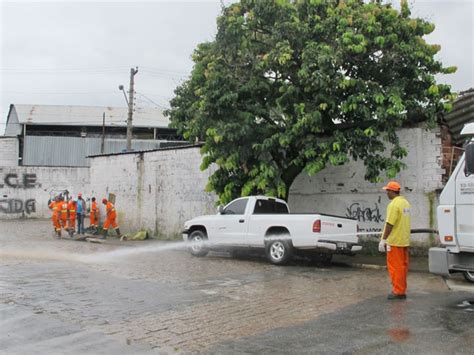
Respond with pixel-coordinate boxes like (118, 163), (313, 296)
(49, 200), (61, 232)
(58, 201), (68, 229)
(103, 201), (118, 230)
(67, 200), (77, 231)
(90, 201), (99, 228)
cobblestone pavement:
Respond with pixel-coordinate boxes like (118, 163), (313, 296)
(1, 219), (473, 353)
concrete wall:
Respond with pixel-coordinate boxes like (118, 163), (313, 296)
(1, 126), (446, 248)
(0, 137), (19, 166)
(288, 126), (443, 245)
(88, 146), (217, 237)
(88, 126), (444, 245)
(0, 166), (90, 219)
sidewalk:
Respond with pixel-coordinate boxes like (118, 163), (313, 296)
(333, 253), (429, 273)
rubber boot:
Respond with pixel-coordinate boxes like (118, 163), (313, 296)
(115, 228), (121, 237)
(57, 230), (62, 239)
(101, 229), (108, 240)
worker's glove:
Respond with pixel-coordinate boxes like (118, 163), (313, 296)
(378, 239), (386, 253)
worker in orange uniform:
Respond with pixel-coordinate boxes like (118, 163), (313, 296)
(89, 197), (99, 234)
(101, 198), (121, 239)
(67, 198), (77, 238)
(379, 181), (411, 300)
(58, 196), (68, 235)
(48, 196), (61, 238)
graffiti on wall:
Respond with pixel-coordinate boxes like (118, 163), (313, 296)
(0, 171), (37, 189)
(0, 199), (36, 214)
(0, 170), (38, 215)
(345, 200), (385, 236)
(345, 202), (384, 223)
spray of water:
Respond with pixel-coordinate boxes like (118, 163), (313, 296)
(0, 231), (384, 264)
(0, 241), (190, 264)
(78, 242), (188, 263)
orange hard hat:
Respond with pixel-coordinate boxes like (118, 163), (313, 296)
(102, 198), (107, 203)
(382, 181), (401, 192)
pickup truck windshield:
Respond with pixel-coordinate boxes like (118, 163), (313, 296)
(253, 199), (289, 214)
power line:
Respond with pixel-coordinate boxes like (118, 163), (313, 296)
(1, 90), (122, 95)
(1, 90), (174, 98)
(136, 92), (169, 109)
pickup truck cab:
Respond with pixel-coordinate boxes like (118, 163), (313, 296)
(182, 196), (361, 265)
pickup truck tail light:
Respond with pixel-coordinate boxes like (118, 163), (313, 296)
(313, 219), (321, 233)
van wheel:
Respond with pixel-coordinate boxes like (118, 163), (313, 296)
(463, 271), (474, 283)
(265, 239), (293, 265)
(188, 230), (208, 257)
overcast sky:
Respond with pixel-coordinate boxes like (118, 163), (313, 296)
(1, 0), (473, 134)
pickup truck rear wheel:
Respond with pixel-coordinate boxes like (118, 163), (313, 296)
(463, 271), (474, 283)
(265, 239), (293, 265)
(188, 230), (209, 257)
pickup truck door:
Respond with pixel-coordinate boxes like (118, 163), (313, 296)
(247, 198), (291, 247)
(215, 198), (249, 246)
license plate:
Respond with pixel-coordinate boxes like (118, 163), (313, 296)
(337, 242), (347, 249)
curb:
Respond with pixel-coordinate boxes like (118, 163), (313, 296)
(348, 263), (387, 270)
(347, 262), (429, 273)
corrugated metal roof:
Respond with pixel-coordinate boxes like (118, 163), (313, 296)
(12, 104), (169, 128)
(22, 136), (165, 166)
(443, 89), (474, 145)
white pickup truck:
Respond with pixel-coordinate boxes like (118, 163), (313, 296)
(182, 196), (361, 265)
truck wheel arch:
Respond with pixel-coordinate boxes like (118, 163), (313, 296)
(187, 226), (207, 240)
(264, 226), (291, 240)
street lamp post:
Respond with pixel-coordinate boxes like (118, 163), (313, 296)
(118, 67), (138, 151)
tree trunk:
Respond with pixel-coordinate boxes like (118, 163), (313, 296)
(281, 165), (303, 202)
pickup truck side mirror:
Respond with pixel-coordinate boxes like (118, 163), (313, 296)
(217, 205), (224, 214)
(465, 143), (474, 177)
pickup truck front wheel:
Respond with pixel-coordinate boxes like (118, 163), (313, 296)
(188, 230), (209, 257)
(265, 239), (293, 265)
(463, 271), (474, 283)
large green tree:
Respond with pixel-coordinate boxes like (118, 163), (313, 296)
(166, 0), (455, 204)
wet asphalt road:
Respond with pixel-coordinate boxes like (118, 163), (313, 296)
(1, 219), (473, 354)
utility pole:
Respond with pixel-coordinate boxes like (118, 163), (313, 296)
(126, 67), (138, 151)
(101, 112), (105, 154)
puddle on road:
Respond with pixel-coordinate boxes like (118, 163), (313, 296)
(0, 242), (189, 264)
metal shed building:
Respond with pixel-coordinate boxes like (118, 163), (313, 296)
(4, 104), (182, 167)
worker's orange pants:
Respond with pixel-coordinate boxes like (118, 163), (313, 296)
(387, 245), (409, 295)
(59, 218), (67, 229)
(103, 217), (118, 230)
(90, 213), (98, 227)
(52, 216), (60, 231)
(68, 218), (76, 230)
